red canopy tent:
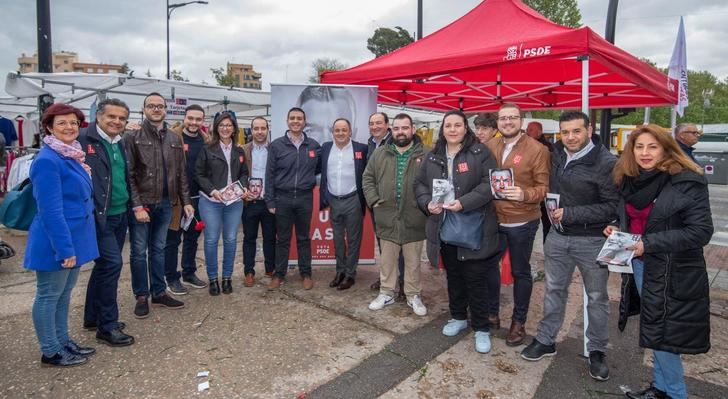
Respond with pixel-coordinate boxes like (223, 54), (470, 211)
(321, 0), (677, 113)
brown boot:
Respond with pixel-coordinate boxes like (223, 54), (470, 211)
(488, 315), (501, 330)
(302, 277), (314, 290)
(244, 273), (255, 287)
(268, 277), (283, 291)
(506, 320), (526, 346)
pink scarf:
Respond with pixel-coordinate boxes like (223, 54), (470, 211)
(43, 135), (92, 176)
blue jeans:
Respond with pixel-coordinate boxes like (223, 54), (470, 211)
(199, 196), (243, 279)
(129, 199), (172, 298)
(498, 220), (540, 323)
(32, 267), (80, 356)
(633, 258), (688, 399)
(84, 213), (127, 333)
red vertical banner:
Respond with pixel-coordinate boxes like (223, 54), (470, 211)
(289, 187), (376, 265)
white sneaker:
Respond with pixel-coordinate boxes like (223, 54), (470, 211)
(407, 294), (428, 316)
(369, 294), (395, 310)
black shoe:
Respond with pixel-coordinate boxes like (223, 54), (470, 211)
(337, 277), (355, 290)
(65, 340), (96, 357)
(625, 385), (667, 399)
(134, 296), (149, 319)
(96, 328), (135, 347)
(84, 320), (126, 331)
(521, 339), (556, 361)
(182, 274), (207, 289)
(166, 279), (189, 295)
(329, 273), (345, 288)
(41, 351), (87, 367)
(588, 351), (609, 381)
(209, 279), (220, 296)
(222, 278), (233, 294)
(151, 293), (185, 309)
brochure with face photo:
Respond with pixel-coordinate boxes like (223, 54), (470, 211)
(489, 168), (514, 199)
(248, 178), (263, 200)
(545, 193), (564, 233)
(596, 231), (641, 273)
(432, 179), (455, 204)
(219, 181), (245, 205)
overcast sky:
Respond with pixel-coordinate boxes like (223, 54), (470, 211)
(1, 0), (727, 94)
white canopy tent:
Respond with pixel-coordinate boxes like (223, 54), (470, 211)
(3, 72), (272, 120)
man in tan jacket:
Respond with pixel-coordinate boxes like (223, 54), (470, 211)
(486, 103), (549, 346)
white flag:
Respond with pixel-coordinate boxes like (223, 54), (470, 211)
(668, 17), (688, 117)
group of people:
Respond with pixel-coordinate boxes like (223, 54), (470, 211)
(23, 94), (712, 399)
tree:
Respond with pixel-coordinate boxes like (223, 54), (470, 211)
(210, 66), (236, 87)
(170, 69), (189, 82)
(119, 62), (132, 75)
(308, 58), (347, 83)
(144, 68), (153, 77)
(523, 0), (582, 28)
(611, 68), (728, 127)
(367, 26), (415, 58)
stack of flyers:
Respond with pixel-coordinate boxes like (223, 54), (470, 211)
(489, 168), (514, 199)
(219, 181), (245, 205)
(596, 231), (641, 273)
(432, 179), (455, 204)
(545, 193), (563, 233)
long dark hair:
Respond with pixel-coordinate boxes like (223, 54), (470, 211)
(433, 110), (477, 155)
(209, 111), (239, 147)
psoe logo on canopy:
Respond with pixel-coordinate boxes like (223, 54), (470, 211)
(503, 43), (552, 61)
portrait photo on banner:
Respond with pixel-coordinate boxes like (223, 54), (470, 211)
(269, 84), (377, 144)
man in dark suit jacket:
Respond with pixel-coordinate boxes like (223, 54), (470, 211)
(320, 118), (369, 290)
(78, 99), (135, 347)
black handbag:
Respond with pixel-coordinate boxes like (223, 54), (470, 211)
(439, 209), (484, 250)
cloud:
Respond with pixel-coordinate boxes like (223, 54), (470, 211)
(2, 0), (727, 99)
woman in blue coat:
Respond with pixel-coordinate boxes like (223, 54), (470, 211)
(24, 103), (99, 367)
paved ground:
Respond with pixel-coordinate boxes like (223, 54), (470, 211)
(0, 184), (726, 398)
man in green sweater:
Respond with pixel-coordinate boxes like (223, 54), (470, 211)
(79, 98), (135, 347)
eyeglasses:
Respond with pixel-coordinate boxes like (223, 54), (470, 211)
(54, 120), (80, 128)
(497, 116), (521, 122)
(681, 130), (702, 137)
(144, 104), (166, 110)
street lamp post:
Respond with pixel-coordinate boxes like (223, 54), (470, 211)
(167, 0), (208, 80)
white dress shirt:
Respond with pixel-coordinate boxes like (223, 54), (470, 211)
(326, 141), (357, 197)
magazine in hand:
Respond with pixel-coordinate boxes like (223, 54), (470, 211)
(545, 193), (564, 233)
(489, 168), (514, 199)
(180, 212), (194, 231)
(596, 231), (641, 273)
(432, 179), (455, 205)
(248, 177), (263, 200)
(219, 181), (245, 205)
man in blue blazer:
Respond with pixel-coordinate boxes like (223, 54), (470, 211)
(320, 118), (368, 290)
(78, 99), (135, 347)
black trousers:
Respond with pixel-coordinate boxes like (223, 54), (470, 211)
(242, 200), (276, 275)
(441, 243), (500, 332)
(84, 213), (127, 333)
(274, 191), (313, 278)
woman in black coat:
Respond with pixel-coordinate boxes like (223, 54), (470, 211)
(605, 124), (713, 399)
(414, 110), (500, 354)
